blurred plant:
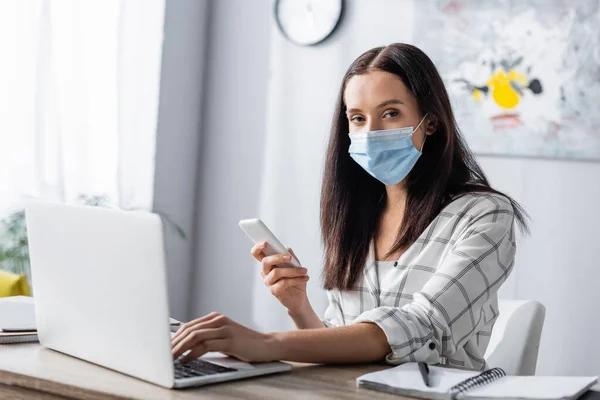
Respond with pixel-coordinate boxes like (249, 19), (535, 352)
(0, 195), (186, 288)
(77, 194), (110, 207)
(0, 210), (29, 282)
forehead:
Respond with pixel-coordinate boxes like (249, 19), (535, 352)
(344, 70), (412, 107)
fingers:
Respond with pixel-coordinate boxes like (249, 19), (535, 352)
(263, 266), (308, 286)
(179, 339), (232, 363)
(261, 253), (295, 276)
(172, 311), (219, 344)
(250, 242), (267, 262)
(172, 327), (227, 360)
(269, 276), (310, 297)
(172, 312), (223, 347)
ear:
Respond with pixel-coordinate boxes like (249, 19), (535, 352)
(425, 115), (438, 136)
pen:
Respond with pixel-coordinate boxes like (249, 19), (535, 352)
(418, 362), (430, 387)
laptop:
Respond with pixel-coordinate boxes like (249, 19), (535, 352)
(25, 200), (291, 388)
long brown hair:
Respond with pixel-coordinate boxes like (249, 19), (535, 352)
(320, 43), (528, 291)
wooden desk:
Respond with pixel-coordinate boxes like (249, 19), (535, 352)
(0, 343), (406, 400)
(3, 344), (600, 400)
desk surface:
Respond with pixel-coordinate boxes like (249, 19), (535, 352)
(3, 343), (600, 400)
(0, 342), (408, 400)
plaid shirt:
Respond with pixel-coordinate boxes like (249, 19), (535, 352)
(323, 193), (516, 370)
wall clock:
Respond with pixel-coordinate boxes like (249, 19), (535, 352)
(275, 0), (343, 46)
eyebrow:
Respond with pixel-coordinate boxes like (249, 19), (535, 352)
(346, 99), (405, 114)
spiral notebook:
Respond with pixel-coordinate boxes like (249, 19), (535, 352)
(357, 363), (598, 400)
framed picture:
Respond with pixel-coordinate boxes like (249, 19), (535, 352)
(414, 0), (600, 160)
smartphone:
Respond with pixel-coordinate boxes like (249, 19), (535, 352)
(239, 218), (301, 268)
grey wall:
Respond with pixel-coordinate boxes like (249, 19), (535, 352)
(190, 0), (272, 326)
(154, 0), (209, 320)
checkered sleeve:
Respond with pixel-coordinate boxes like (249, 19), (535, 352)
(353, 196), (516, 367)
(322, 289), (344, 327)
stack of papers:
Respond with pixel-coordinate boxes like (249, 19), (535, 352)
(0, 296), (184, 343)
(0, 296), (38, 343)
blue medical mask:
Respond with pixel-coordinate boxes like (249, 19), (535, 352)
(348, 114), (428, 186)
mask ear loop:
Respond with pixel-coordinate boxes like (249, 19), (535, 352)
(415, 113), (429, 152)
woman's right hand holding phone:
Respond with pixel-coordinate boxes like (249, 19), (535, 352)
(250, 242), (324, 329)
(251, 242), (309, 312)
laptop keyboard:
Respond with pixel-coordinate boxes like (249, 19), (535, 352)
(174, 358), (238, 379)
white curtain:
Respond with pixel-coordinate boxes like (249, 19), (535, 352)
(0, 0), (165, 215)
(252, 0), (416, 332)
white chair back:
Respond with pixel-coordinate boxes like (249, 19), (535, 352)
(484, 299), (546, 375)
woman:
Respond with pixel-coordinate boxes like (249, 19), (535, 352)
(172, 43), (528, 370)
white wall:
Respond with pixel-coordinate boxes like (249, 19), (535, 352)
(190, 0), (600, 376)
(480, 156), (600, 376)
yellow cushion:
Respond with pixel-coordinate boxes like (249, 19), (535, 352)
(0, 270), (31, 297)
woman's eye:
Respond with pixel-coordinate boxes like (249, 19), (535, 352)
(350, 115), (365, 123)
(383, 110), (399, 118)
